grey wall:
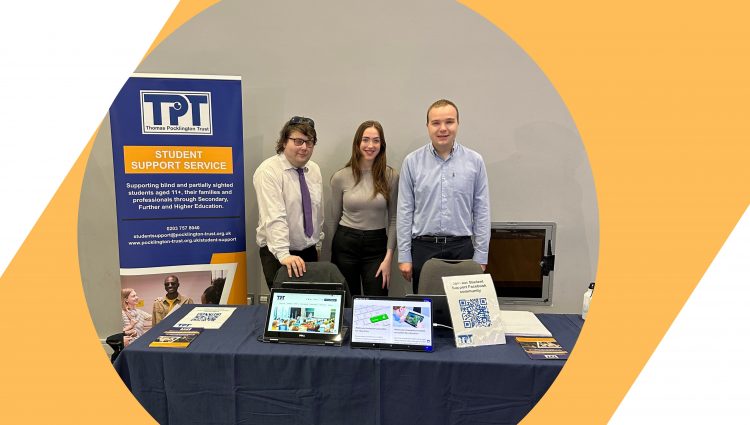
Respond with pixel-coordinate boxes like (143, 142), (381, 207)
(79, 0), (598, 339)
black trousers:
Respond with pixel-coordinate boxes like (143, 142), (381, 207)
(259, 245), (318, 291)
(331, 225), (388, 296)
(411, 237), (474, 294)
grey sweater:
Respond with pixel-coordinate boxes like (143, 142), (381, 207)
(330, 167), (399, 250)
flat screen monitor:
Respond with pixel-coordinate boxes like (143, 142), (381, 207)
(351, 296), (433, 352)
(486, 222), (555, 305)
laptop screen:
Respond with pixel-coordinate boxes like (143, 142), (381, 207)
(351, 296), (433, 352)
(264, 288), (345, 343)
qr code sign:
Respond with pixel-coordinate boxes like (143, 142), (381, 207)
(193, 312), (221, 322)
(459, 298), (491, 328)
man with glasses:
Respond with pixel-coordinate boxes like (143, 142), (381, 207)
(397, 99), (490, 293)
(152, 274), (193, 325)
(254, 116), (324, 289)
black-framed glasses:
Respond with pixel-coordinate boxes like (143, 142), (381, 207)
(290, 116), (315, 128)
(288, 137), (316, 148)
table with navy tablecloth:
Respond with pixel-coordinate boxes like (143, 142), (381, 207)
(114, 305), (583, 425)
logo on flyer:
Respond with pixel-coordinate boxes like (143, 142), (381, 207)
(140, 90), (213, 135)
(457, 334), (473, 345)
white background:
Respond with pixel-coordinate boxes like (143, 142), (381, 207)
(0, 1), (178, 274)
(611, 205), (749, 423)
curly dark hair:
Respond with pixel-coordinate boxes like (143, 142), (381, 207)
(275, 117), (317, 154)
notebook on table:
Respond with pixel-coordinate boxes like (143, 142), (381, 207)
(261, 288), (347, 346)
(351, 296), (434, 352)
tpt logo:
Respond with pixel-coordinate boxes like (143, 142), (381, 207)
(140, 90), (212, 135)
(457, 334), (473, 345)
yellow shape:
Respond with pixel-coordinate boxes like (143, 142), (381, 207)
(461, 1), (750, 423)
(211, 252), (247, 305)
(123, 145), (233, 174)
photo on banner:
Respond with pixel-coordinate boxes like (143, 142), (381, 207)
(110, 74), (246, 340)
(121, 263), (236, 333)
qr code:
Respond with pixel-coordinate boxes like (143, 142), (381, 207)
(193, 312), (221, 322)
(459, 298), (491, 328)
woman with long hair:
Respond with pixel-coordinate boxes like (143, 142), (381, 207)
(121, 288), (152, 345)
(330, 120), (399, 296)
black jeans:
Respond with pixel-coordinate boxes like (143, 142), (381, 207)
(259, 245), (318, 291)
(411, 236), (474, 294)
(331, 225), (388, 296)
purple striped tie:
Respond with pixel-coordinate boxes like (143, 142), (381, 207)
(296, 168), (313, 237)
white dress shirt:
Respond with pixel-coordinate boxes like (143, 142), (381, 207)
(253, 154), (324, 261)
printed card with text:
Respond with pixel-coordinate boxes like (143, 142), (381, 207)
(174, 306), (237, 329)
(443, 274), (506, 348)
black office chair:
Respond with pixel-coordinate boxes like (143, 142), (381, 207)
(272, 261), (353, 307)
(105, 332), (125, 363)
(418, 258), (485, 295)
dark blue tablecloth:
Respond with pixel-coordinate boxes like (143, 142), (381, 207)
(115, 305), (583, 425)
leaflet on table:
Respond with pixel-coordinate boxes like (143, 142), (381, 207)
(500, 310), (552, 337)
(149, 328), (203, 348)
(174, 306), (237, 329)
(516, 337), (569, 360)
(351, 298), (432, 347)
(442, 274), (506, 348)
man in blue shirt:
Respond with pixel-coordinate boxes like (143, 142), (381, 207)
(397, 99), (490, 293)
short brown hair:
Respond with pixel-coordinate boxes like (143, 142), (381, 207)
(276, 117), (317, 154)
(426, 99), (459, 124)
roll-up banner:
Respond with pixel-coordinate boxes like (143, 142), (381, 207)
(110, 73), (246, 328)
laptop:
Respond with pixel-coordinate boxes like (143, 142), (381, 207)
(351, 296), (434, 352)
(406, 293), (452, 327)
(261, 288), (347, 346)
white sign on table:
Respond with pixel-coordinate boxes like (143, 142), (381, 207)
(174, 306), (237, 329)
(442, 274), (506, 348)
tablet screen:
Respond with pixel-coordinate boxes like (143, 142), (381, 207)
(351, 296), (433, 352)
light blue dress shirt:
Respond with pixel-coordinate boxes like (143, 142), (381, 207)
(397, 142), (490, 264)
